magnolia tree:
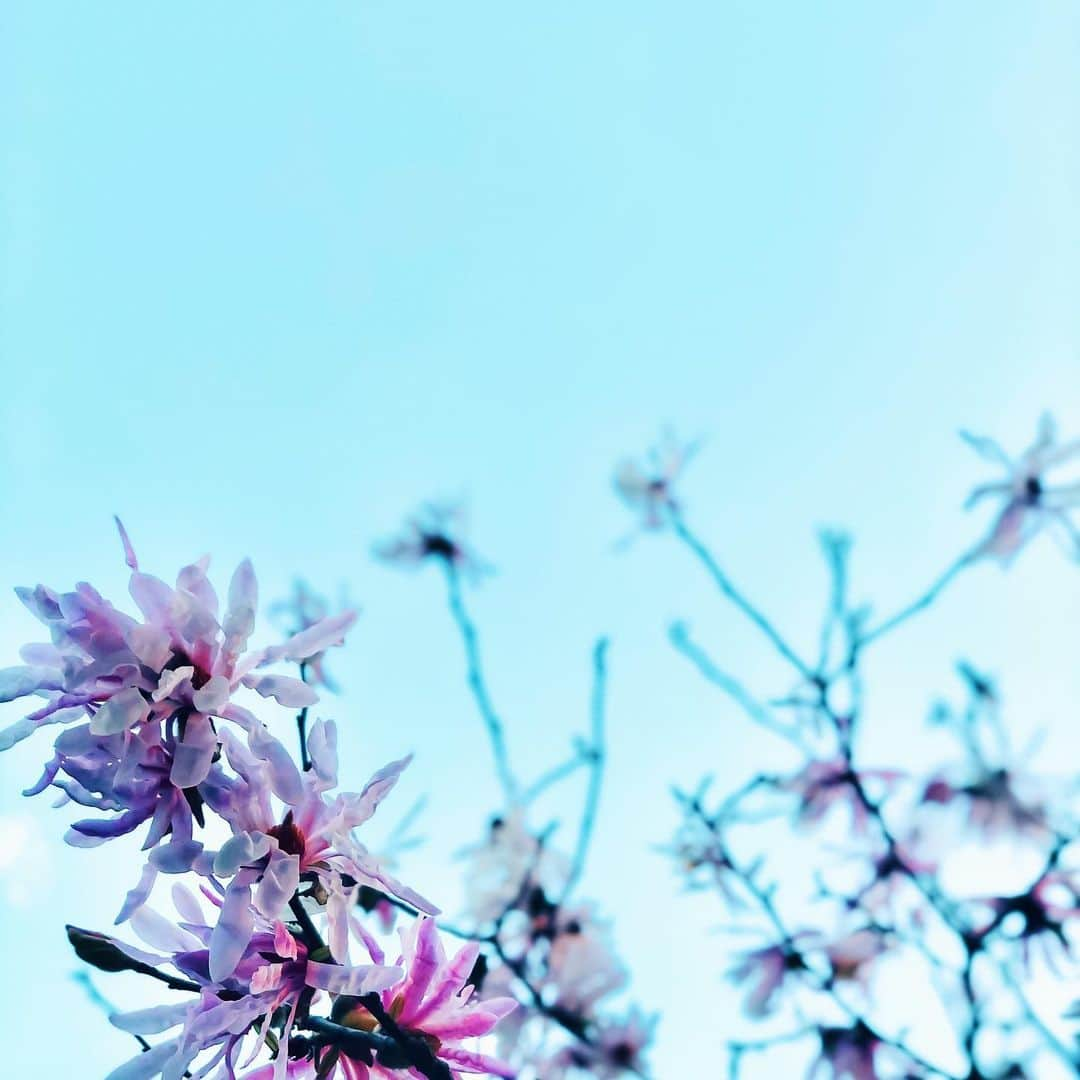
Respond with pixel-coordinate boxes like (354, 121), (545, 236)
(615, 418), (1080, 1079)
(0, 510), (650, 1079)
(6, 416), (1080, 1080)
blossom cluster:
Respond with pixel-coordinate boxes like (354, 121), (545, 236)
(1, 524), (516, 1079)
(624, 417), (1080, 1078)
(375, 510), (655, 1079)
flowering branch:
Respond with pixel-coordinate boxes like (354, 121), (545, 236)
(620, 417), (1080, 1079)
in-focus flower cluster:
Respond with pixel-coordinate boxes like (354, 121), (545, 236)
(3, 525), (521, 1080)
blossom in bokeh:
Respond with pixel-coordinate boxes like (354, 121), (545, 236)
(822, 927), (889, 990)
(460, 811), (569, 925)
(728, 939), (807, 1017)
(613, 434), (697, 532)
(270, 579), (350, 693)
(778, 758), (899, 832)
(962, 413), (1080, 563)
(977, 869), (1080, 973)
(543, 1008), (656, 1078)
(544, 906), (628, 1016)
(808, 1022), (885, 1080)
(919, 765), (1050, 842)
(374, 502), (489, 579)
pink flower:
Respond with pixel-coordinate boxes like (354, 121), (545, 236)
(542, 1007), (656, 1078)
(808, 1023), (884, 1080)
(544, 906), (628, 1016)
(779, 758), (900, 832)
(459, 812), (569, 925)
(0, 520), (356, 796)
(962, 414), (1080, 563)
(728, 940), (807, 1017)
(269, 579), (351, 693)
(613, 434), (697, 532)
(346, 916), (518, 1078)
(977, 870), (1080, 973)
(374, 503), (489, 580)
(919, 766), (1050, 841)
(104, 889), (401, 1080)
(202, 718), (436, 980)
(822, 927), (889, 988)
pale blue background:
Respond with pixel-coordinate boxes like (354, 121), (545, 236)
(3, 2), (1080, 1075)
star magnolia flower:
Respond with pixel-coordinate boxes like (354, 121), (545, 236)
(920, 766), (1050, 841)
(728, 939), (808, 1018)
(613, 434), (698, 531)
(822, 928), (889, 988)
(459, 812), (569, 925)
(269, 580), (348, 693)
(0, 520), (357, 795)
(337, 916), (517, 1078)
(22, 718), (211, 866)
(779, 759), (901, 832)
(202, 718), (436, 981)
(105, 887), (400, 1080)
(544, 906), (628, 1016)
(373, 502), (488, 580)
(978, 870), (1080, 974)
(543, 1007), (657, 1078)
(962, 413), (1080, 563)
(808, 1023), (884, 1080)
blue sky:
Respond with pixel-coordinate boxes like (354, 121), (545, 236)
(3, 2), (1080, 1074)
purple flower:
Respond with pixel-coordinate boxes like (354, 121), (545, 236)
(22, 719), (209, 867)
(962, 414), (1080, 563)
(341, 916), (517, 1078)
(459, 811), (569, 925)
(544, 906), (628, 1016)
(808, 1023), (884, 1080)
(613, 434), (698, 532)
(542, 1008), (657, 1078)
(919, 766), (1050, 842)
(1, 521), (357, 797)
(779, 758), (901, 832)
(374, 503), (489, 580)
(198, 717), (435, 979)
(728, 939), (807, 1018)
(269, 580), (349, 693)
(105, 891), (401, 1080)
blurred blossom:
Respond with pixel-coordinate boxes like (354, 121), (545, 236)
(374, 502), (490, 580)
(269, 579), (352, 693)
(962, 413), (1080, 563)
(459, 812), (569, 926)
(612, 433), (698, 534)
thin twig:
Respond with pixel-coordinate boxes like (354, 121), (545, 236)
(669, 509), (814, 680)
(296, 660), (311, 772)
(560, 638), (609, 904)
(443, 562), (518, 802)
(522, 747), (592, 803)
(670, 621), (811, 752)
(856, 551), (973, 650)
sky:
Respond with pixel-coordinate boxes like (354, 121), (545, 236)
(3, 2), (1080, 1075)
